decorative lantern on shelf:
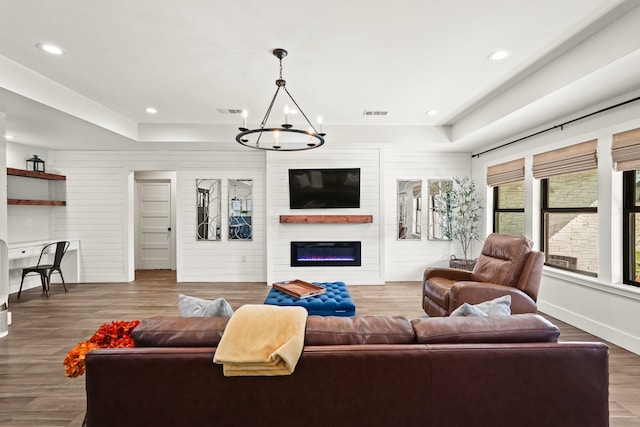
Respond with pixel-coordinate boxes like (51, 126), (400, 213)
(26, 155), (45, 172)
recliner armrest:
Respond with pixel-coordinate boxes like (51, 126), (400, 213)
(423, 267), (473, 282)
(449, 282), (537, 314)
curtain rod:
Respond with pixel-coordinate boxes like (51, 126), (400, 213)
(470, 95), (640, 158)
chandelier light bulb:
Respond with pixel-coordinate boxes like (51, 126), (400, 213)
(307, 127), (316, 147)
(273, 131), (281, 149)
(283, 105), (291, 128)
(241, 110), (248, 130)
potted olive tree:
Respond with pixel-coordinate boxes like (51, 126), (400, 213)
(433, 176), (481, 270)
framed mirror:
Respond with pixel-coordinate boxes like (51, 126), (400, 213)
(397, 180), (422, 240)
(228, 179), (253, 240)
(427, 179), (452, 240)
(196, 179), (221, 240)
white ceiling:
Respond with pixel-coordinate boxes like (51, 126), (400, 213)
(1, 0), (640, 152)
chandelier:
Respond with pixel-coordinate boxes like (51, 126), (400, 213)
(236, 48), (325, 151)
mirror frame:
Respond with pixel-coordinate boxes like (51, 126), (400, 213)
(427, 179), (453, 240)
(228, 179), (253, 241)
(196, 179), (221, 241)
(397, 179), (422, 240)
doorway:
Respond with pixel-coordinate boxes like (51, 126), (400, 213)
(134, 172), (176, 271)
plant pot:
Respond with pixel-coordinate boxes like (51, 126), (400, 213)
(449, 256), (476, 271)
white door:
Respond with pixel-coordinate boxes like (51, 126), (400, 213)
(138, 181), (172, 269)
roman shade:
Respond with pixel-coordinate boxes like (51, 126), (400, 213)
(532, 139), (597, 179)
(486, 158), (525, 187)
(611, 127), (640, 171)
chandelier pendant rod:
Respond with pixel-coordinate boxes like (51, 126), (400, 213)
(259, 87), (283, 129)
(282, 87), (321, 135)
(255, 86), (283, 147)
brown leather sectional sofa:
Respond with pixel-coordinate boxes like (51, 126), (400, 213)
(84, 314), (609, 427)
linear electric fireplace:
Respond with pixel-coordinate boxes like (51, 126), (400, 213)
(291, 241), (361, 267)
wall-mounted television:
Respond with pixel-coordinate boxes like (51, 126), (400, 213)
(288, 168), (361, 209)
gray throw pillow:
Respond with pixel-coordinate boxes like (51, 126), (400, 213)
(178, 294), (234, 317)
(450, 303), (487, 317)
(450, 295), (511, 317)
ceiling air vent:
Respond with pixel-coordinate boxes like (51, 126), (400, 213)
(217, 108), (244, 114)
(363, 110), (389, 116)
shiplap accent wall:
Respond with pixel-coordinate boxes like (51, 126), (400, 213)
(35, 147), (473, 285)
(179, 167), (266, 282)
(48, 150), (266, 283)
(266, 149), (383, 285)
(383, 151), (471, 281)
(54, 163), (141, 282)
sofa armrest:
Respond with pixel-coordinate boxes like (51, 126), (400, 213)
(449, 281), (537, 314)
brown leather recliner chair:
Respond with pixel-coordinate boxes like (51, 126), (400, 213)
(423, 233), (544, 317)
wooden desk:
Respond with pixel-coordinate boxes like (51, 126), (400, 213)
(7, 239), (80, 295)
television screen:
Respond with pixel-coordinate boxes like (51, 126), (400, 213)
(289, 168), (361, 209)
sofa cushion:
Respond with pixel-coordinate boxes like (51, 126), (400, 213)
(178, 294), (233, 317)
(450, 295), (511, 317)
(411, 313), (560, 344)
(132, 316), (229, 347)
(305, 315), (414, 345)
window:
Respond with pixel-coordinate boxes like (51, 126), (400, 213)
(541, 169), (598, 276)
(493, 181), (525, 235)
(622, 169), (640, 286)
(487, 159), (525, 235)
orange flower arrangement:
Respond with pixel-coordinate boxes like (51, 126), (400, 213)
(64, 320), (140, 378)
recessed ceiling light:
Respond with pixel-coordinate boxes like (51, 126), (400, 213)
(426, 110), (438, 116)
(145, 107), (158, 114)
(5, 134), (15, 140)
(488, 50), (511, 61)
(36, 42), (64, 55)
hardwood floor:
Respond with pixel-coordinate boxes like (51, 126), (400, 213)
(0, 270), (639, 426)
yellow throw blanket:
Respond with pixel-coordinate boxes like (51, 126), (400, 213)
(213, 304), (308, 376)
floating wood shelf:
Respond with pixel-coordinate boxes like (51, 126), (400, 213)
(8, 199), (66, 206)
(6, 168), (67, 206)
(279, 215), (373, 224)
(7, 168), (66, 180)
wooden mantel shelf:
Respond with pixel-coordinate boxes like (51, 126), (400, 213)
(279, 215), (373, 224)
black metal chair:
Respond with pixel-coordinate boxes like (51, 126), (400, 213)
(18, 241), (70, 298)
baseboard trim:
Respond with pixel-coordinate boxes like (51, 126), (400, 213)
(538, 299), (640, 356)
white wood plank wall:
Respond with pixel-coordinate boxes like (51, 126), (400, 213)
(383, 151), (471, 281)
(266, 149), (382, 285)
(39, 148), (474, 285)
(48, 150), (266, 283)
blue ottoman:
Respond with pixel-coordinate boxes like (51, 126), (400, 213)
(264, 281), (356, 317)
